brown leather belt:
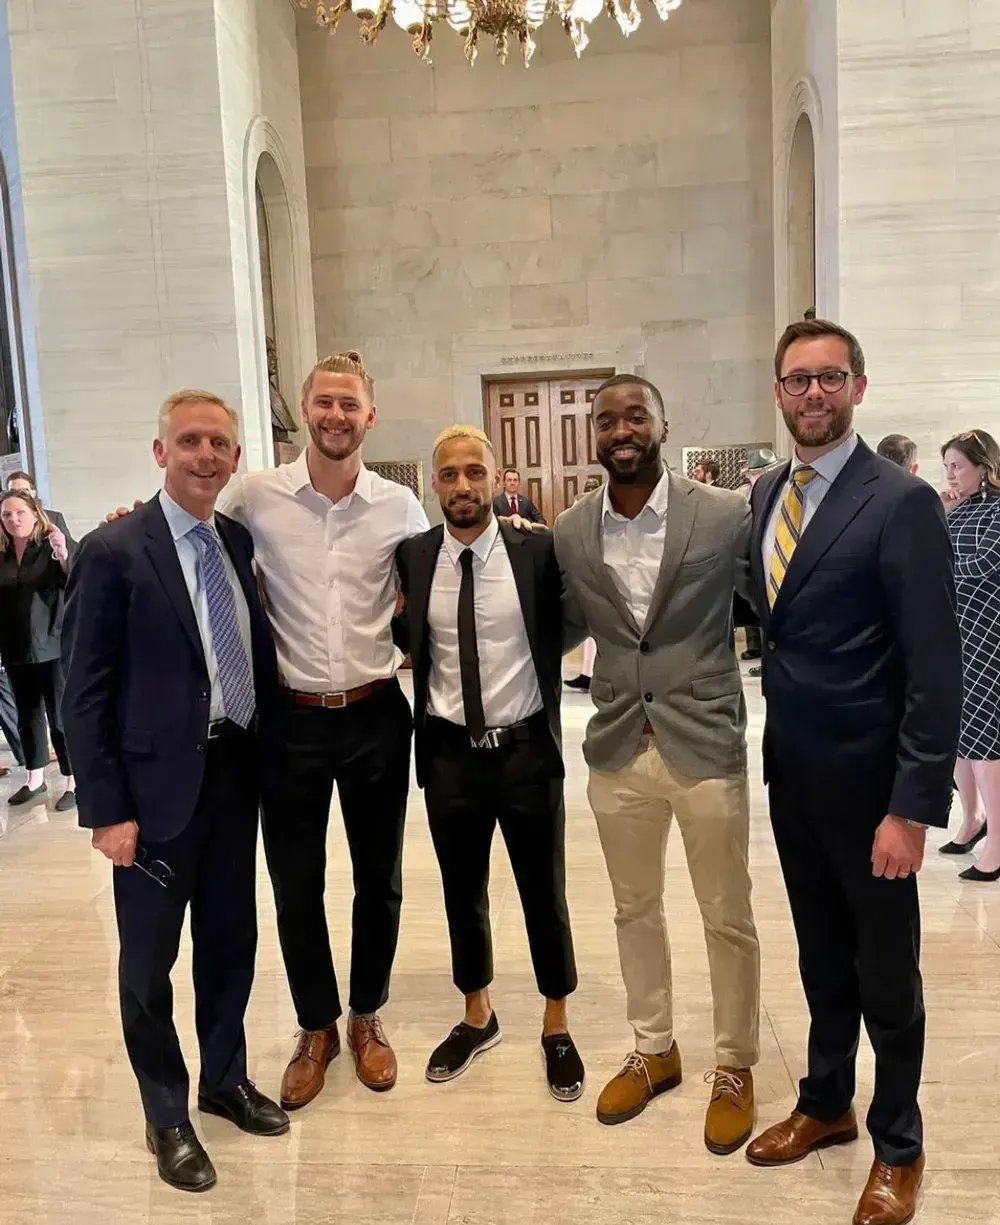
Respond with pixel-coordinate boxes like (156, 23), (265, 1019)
(286, 678), (392, 709)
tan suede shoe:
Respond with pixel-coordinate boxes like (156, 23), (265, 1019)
(854, 1154), (925, 1225)
(704, 1067), (755, 1155)
(596, 1043), (682, 1125)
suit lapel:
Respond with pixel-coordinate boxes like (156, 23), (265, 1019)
(215, 515), (257, 622)
(498, 522), (539, 660)
(770, 442), (879, 620)
(581, 489), (640, 636)
(141, 497), (206, 664)
(643, 470), (698, 630)
(410, 525), (444, 678)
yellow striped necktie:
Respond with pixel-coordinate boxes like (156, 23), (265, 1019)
(768, 466), (818, 607)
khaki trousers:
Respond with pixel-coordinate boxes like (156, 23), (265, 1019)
(588, 736), (760, 1066)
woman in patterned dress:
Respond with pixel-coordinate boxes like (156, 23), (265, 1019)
(941, 431), (1000, 881)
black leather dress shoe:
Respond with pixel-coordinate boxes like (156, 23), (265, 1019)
(198, 1080), (290, 1136)
(145, 1121), (216, 1192)
(541, 1032), (585, 1102)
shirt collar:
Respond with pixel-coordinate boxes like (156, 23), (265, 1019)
(602, 468), (670, 524)
(158, 489), (215, 541)
(288, 449), (374, 505)
(442, 515), (499, 568)
(793, 431), (858, 485)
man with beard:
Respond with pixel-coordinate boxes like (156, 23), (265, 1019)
(553, 374), (761, 1155)
(744, 319), (961, 1225)
(394, 426), (585, 1100)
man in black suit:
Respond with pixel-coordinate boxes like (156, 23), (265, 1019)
(61, 391), (288, 1193)
(396, 425), (585, 1100)
(743, 319), (962, 1225)
(492, 467), (546, 524)
(6, 469), (75, 554)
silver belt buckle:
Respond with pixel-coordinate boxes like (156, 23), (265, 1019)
(471, 728), (502, 750)
(208, 720), (225, 740)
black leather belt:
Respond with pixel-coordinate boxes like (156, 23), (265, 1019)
(428, 711), (545, 751)
(207, 718), (250, 741)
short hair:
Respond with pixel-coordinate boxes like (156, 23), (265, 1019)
(774, 317), (866, 379)
(593, 373), (666, 420)
(5, 470), (34, 491)
(158, 390), (240, 441)
(695, 458), (720, 481)
(0, 489), (53, 552)
(432, 424), (496, 467)
(302, 351), (374, 403)
(503, 467), (519, 479)
(876, 434), (918, 469)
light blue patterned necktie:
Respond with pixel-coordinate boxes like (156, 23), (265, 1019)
(189, 522), (255, 729)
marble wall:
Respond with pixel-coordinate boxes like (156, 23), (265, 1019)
(299, 0), (776, 473)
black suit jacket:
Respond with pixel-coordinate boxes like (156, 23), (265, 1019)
(395, 521), (582, 788)
(61, 495), (279, 842)
(492, 492), (546, 525)
(45, 508), (76, 556)
(748, 439), (961, 827)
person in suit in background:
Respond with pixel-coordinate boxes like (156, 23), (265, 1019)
(876, 434), (919, 475)
(691, 458), (720, 486)
(744, 319), (961, 1225)
(554, 374), (761, 1157)
(396, 425), (586, 1101)
(62, 391), (288, 1194)
(492, 468), (546, 524)
(6, 470), (76, 556)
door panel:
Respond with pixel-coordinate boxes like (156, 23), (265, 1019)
(547, 376), (606, 521)
(486, 380), (553, 522)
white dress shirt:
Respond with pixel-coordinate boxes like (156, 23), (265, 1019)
(159, 489), (252, 721)
(601, 469), (670, 631)
(220, 454), (429, 693)
(762, 432), (858, 577)
(426, 517), (543, 729)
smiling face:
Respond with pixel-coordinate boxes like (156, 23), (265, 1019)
(433, 435), (497, 532)
(301, 370), (376, 462)
(0, 493), (38, 541)
(592, 382), (666, 485)
(153, 400), (241, 514)
(776, 335), (867, 453)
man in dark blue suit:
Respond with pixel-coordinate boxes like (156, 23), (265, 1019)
(742, 320), (962, 1225)
(62, 391), (288, 1193)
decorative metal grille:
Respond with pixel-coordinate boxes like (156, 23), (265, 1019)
(368, 459), (424, 502)
(681, 444), (773, 491)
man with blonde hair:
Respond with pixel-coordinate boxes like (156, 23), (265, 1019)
(395, 424), (586, 1098)
(64, 391), (287, 1192)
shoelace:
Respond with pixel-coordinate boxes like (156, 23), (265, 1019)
(291, 1029), (331, 1062)
(354, 1015), (387, 1046)
(621, 1051), (653, 1092)
(705, 1069), (745, 1101)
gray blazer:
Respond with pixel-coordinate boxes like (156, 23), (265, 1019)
(554, 470), (750, 780)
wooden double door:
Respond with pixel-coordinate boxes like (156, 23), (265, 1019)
(484, 374), (608, 525)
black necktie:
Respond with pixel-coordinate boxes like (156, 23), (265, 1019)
(458, 549), (487, 743)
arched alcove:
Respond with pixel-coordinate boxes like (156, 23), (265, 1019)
(787, 113), (816, 325)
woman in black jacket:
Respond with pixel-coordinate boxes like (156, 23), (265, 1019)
(0, 490), (75, 809)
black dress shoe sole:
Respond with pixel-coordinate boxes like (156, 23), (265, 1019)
(197, 1096), (290, 1135)
(425, 1028), (503, 1083)
(745, 1125), (858, 1167)
(145, 1134), (217, 1192)
(596, 1070), (682, 1125)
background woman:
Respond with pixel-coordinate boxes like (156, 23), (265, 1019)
(0, 490), (75, 809)
(940, 432), (1000, 880)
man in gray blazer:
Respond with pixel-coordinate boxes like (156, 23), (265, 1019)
(554, 373), (760, 1156)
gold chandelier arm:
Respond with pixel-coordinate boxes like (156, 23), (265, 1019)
(359, 0), (392, 41)
(412, 18), (434, 60)
(463, 23), (479, 64)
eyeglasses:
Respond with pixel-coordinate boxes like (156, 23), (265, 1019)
(779, 370), (851, 396)
(133, 844), (173, 889)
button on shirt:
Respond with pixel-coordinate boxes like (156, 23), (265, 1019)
(426, 518), (543, 729)
(158, 489), (252, 721)
(220, 455), (429, 693)
(601, 469), (670, 631)
(762, 432), (858, 577)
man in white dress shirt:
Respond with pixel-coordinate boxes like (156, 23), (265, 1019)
(219, 352), (429, 1108)
(553, 374), (761, 1155)
(395, 426), (586, 1101)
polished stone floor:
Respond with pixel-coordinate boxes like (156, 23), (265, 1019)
(1, 663), (998, 1224)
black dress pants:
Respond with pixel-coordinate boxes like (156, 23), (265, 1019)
(7, 659), (70, 773)
(0, 669), (24, 765)
(113, 732), (259, 1127)
(261, 680), (412, 1030)
(424, 715), (577, 1001)
(769, 772), (924, 1167)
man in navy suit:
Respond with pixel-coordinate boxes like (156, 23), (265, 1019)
(62, 391), (288, 1193)
(743, 320), (962, 1225)
(492, 468), (546, 524)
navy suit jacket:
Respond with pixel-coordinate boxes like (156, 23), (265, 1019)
(492, 493), (546, 525)
(748, 439), (962, 828)
(61, 495), (279, 842)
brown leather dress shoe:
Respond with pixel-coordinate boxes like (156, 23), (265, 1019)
(853, 1154), (925, 1225)
(280, 1024), (340, 1111)
(347, 1014), (397, 1091)
(746, 1107), (859, 1166)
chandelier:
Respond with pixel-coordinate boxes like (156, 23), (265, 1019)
(300, 0), (683, 67)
